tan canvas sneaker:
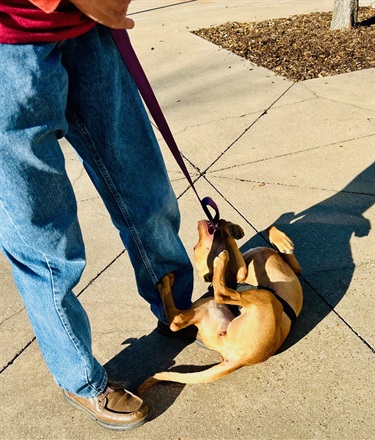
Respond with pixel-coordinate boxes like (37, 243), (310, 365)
(63, 383), (149, 430)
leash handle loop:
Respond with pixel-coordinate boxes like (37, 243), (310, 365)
(110, 29), (219, 224)
(201, 197), (220, 224)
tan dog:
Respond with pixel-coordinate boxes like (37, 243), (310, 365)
(138, 220), (303, 393)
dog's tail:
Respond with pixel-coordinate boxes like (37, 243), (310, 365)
(137, 360), (242, 395)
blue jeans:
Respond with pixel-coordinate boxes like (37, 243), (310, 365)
(0, 25), (193, 397)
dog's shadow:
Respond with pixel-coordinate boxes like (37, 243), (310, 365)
(240, 163), (374, 352)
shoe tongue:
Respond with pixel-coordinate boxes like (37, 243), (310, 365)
(107, 388), (143, 412)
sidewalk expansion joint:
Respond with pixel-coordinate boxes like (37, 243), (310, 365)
(200, 83), (296, 175)
(0, 337), (36, 375)
(129, 0), (197, 17)
(0, 250), (127, 376)
(302, 278), (375, 354)
(203, 176), (267, 238)
(76, 250), (127, 299)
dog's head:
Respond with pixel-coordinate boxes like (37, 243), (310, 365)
(194, 219), (244, 282)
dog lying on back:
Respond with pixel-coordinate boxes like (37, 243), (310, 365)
(138, 220), (303, 393)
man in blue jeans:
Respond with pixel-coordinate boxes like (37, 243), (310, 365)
(0, 0), (194, 430)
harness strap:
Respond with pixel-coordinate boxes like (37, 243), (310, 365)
(204, 283), (296, 325)
(236, 283), (297, 326)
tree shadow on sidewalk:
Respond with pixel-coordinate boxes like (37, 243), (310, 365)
(241, 162), (374, 352)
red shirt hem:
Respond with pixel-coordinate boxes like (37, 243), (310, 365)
(0, 1), (96, 44)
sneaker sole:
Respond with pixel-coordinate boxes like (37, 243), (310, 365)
(63, 391), (149, 431)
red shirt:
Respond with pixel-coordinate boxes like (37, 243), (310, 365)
(0, 0), (95, 44)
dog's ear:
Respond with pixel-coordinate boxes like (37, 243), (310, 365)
(221, 221), (245, 240)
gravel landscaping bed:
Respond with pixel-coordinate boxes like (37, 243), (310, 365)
(193, 7), (375, 81)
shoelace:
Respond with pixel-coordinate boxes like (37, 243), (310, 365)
(98, 385), (115, 405)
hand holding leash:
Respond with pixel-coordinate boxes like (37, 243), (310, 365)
(70, 0), (135, 29)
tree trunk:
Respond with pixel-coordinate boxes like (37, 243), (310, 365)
(330, 0), (359, 30)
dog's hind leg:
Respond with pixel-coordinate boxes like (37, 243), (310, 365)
(158, 273), (181, 324)
(158, 273), (206, 331)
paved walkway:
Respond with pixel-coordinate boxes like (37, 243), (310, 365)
(1, 1), (374, 439)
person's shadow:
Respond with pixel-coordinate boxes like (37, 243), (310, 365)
(104, 163), (374, 417)
(242, 162), (374, 351)
(104, 330), (219, 420)
(104, 332), (189, 417)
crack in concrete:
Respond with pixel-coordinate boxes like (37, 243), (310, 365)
(271, 96), (319, 110)
(75, 250), (127, 299)
(301, 83), (375, 113)
(205, 174), (375, 197)
(150, 110), (263, 149)
(206, 133), (375, 174)
(0, 307), (26, 327)
(72, 167), (85, 184)
(173, 111), (264, 136)
(300, 82), (320, 100)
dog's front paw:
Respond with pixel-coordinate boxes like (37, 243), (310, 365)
(171, 314), (185, 331)
(214, 250), (229, 267)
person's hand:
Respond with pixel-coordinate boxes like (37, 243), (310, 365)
(69, 0), (135, 29)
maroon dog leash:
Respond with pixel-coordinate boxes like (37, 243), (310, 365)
(110, 29), (219, 226)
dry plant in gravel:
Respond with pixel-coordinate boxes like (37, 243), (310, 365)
(193, 7), (375, 81)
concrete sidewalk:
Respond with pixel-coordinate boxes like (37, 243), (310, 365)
(1, 1), (374, 439)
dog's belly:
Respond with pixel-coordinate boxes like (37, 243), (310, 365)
(198, 299), (235, 337)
